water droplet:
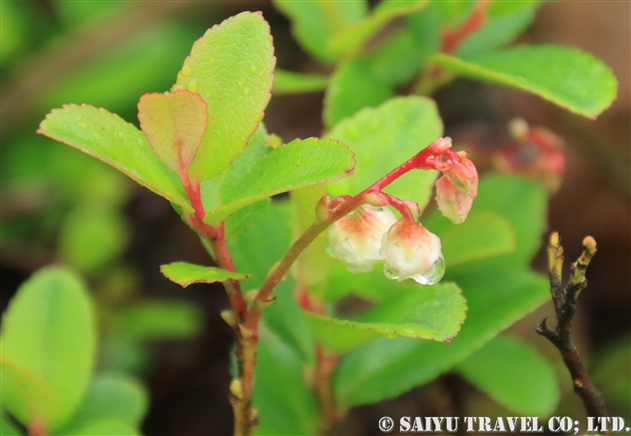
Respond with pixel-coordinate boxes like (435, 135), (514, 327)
(410, 255), (445, 286)
(93, 133), (100, 140)
(78, 122), (87, 129)
(243, 86), (250, 95)
(248, 65), (257, 74)
(181, 65), (192, 76)
(117, 131), (124, 138)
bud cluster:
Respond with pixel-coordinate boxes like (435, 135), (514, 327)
(326, 137), (479, 286)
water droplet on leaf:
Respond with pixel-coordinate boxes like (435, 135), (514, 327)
(78, 122), (87, 129)
(181, 65), (192, 76)
(243, 87), (250, 95)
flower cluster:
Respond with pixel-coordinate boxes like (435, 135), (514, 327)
(326, 137), (479, 285)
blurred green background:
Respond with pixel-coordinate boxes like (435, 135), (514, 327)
(1, 1), (629, 435)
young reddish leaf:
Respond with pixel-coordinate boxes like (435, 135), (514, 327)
(173, 12), (275, 181)
(138, 91), (207, 175)
(160, 262), (250, 288)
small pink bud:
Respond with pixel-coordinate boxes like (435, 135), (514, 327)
(443, 154), (478, 198)
(380, 220), (445, 285)
(435, 175), (474, 224)
(327, 205), (397, 273)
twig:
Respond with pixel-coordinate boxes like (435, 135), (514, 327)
(536, 232), (607, 418)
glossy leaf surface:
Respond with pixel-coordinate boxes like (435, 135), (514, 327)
(160, 262), (250, 287)
(38, 104), (191, 212)
(436, 45), (618, 118)
(305, 283), (466, 353)
(173, 12), (275, 180)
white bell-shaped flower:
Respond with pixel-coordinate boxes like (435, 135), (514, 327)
(327, 205), (397, 273)
(380, 220), (445, 285)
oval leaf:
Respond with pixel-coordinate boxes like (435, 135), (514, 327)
(160, 261), (250, 287)
(138, 90), (207, 174)
(38, 104), (192, 212)
(436, 45), (618, 118)
(456, 335), (560, 416)
(202, 137), (355, 225)
(333, 268), (549, 407)
(306, 283), (467, 353)
(1, 267), (96, 429)
(55, 373), (148, 434)
(0, 361), (58, 427)
(173, 12), (275, 181)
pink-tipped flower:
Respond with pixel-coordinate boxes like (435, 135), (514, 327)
(435, 175), (474, 224)
(443, 152), (478, 197)
(380, 220), (445, 285)
(327, 205), (397, 273)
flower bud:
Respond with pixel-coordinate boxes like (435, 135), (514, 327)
(435, 175), (474, 224)
(443, 154), (478, 197)
(327, 205), (397, 273)
(380, 220), (445, 285)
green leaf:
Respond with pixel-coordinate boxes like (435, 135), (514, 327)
(55, 373), (148, 434)
(64, 420), (138, 436)
(328, 0), (427, 60)
(228, 201), (315, 364)
(449, 175), (547, 268)
(58, 207), (128, 274)
(426, 210), (516, 268)
(173, 12), (275, 181)
(224, 197), (271, 241)
(323, 60), (394, 129)
(114, 300), (204, 341)
(160, 262), (250, 287)
(273, 0), (367, 63)
(326, 96), (443, 211)
(456, 334), (560, 416)
(0, 414), (21, 436)
(273, 69), (329, 95)
(253, 338), (319, 435)
(137, 90), (207, 174)
(202, 137), (355, 225)
(38, 104), (192, 212)
(305, 283), (466, 353)
(457, 1), (542, 56)
(0, 361), (57, 428)
(0, 267), (96, 429)
(333, 267), (549, 406)
(290, 186), (335, 289)
(436, 45), (618, 118)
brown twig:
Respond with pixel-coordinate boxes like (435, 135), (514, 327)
(536, 232), (607, 418)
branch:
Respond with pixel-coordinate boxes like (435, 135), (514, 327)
(536, 232), (607, 418)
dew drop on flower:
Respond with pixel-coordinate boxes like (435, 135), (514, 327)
(384, 254), (445, 285)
